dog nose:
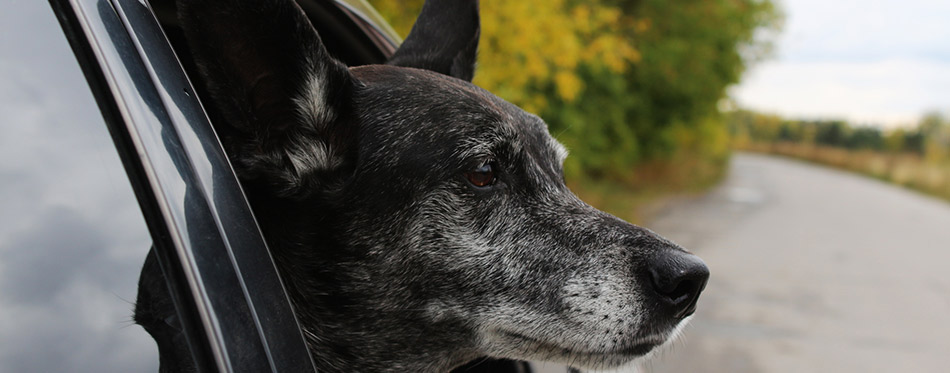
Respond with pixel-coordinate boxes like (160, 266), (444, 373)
(648, 249), (709, 319)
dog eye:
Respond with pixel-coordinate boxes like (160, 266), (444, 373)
(465, 162), (496, 187)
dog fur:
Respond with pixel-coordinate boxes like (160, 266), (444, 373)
(134, 0), (709, 372)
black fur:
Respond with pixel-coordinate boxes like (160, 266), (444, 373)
(387, 0), (480, 81)
(135, 0), (709, 371)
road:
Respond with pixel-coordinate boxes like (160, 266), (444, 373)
(634, 152), (950, 373)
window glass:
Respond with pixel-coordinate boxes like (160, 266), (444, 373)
(0, 2), (159, 372)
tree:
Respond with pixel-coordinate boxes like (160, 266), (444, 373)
(370, 0), (637, 113)
(918, 112), (950, 162)
(369, 0), (782, 184)
(814, 120), (849, 147)
(846, 127), (884, 151)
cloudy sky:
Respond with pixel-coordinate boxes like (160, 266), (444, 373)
(731, 0), (950, 127)
(0, 2), (158, 372)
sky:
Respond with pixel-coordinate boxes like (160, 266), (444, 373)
(0, 2), (159, 372)
(731, 0), (950, 128)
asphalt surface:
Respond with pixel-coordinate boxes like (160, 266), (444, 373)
(633, 152), (950, 373)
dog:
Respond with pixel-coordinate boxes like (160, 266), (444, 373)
(134, 0), (709, 371)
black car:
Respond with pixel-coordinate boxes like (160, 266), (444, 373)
(2, 0), (395, 371)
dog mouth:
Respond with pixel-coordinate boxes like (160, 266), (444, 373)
(495, 329), (664, 361)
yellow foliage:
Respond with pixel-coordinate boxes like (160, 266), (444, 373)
(366, 0), (639, 111)
(553, 71), (582, 102)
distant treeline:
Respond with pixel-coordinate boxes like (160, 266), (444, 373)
(370, 0), (782, 190)
(730, 110), (950, 161)
(730, 110), (950, 201)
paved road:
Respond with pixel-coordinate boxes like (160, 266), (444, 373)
(634, 152), (950, 373)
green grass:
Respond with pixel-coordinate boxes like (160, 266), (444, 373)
(567, 156), (729, 224)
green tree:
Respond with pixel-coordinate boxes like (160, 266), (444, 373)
(918, 112), (950, 162)
(607, 0), (781, 157)
(884, 128), (906, 153)
(551, 0), (781, 182)
(814, 120), (849, 147)
(846, 127), (885, 151)
(370, 0), (782, 185)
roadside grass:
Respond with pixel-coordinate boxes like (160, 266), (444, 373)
(567, 155), (729, 224)
(568, 178), (661, 224)
(739, 142), (950, 202)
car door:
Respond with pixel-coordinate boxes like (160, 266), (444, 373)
(44, 0), (398, 372)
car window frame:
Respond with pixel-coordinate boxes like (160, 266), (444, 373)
(47, 0), (397, 372)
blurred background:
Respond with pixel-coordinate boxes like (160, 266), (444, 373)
(370, 0), (950, 216)
(367, 1), (950, 372)
(372, 0), (781, 221)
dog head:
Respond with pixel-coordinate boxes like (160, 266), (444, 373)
(178, 0), (708, 371)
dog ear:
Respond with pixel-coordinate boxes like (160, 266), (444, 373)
(178, 0), (356, 197)
(387, 0), (480, 81)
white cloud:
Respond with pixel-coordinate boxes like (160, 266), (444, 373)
(778, 0), (950, 60)
(733, 58), (950, 127)
(734, 0), (950, 126)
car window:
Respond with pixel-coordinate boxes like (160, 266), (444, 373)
(0, 2), (158, 372)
